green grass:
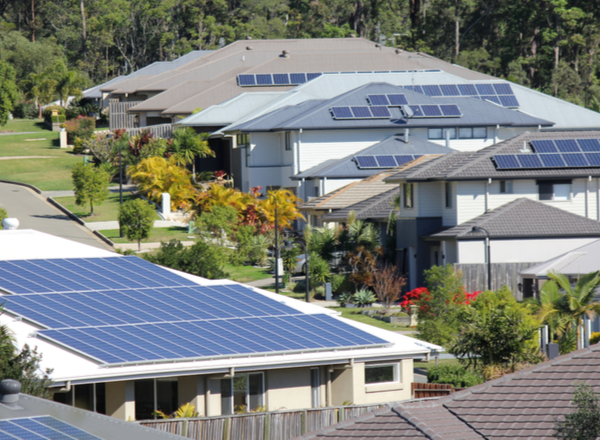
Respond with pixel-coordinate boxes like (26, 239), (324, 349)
(54, 193), (161, 223)
(325, 307), (411, 331)
(102, 227), (192, 244)
(2, 118), (50, 133)
(224, 265), (271, 283)
(413, 358), (461, 371)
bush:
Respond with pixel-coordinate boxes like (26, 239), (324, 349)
(13, 102), (38, 119)
(337, 292), (354, 306)
(65, 117), (95, 144)
(43, 105), (66, 124)
(331, 274), (350, 294)
(590, 332), (600, 346)
(308, 252), (331, 288)
(427, 364), (484, 388)
(353, 289), (376, 307)
(248, 235), (269, 266)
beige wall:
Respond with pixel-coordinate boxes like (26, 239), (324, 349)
(178, 375), (205, 415)
(265, 367), (312, 411)
(105, 381), (135, 421)
(330, 368), (354, 406)
(351, 359), (413, 404)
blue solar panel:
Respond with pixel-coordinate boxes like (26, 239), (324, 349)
(376, 156), (397, 167)
(405, 85), (423, 94)
(555, 139), (580, 152)
(351, 106), (372, 118)
(475, 84), (495, 95)
(457, 84), (477, 95)
(255, 74), (273, 85)
(367, 94), (389, 105)
(370, 106), (391, 118)
(440, 84), (460, 96)
(518, 155), (544, 168)
(356, 156), (378, 168)
(331, 107), (353, 119)
(395, 155), (416, 166)
(530, 140), (557, 153)
(481, 95), (501, 105)
(494, 155), (521, 169)
(499, 95), (519, 107)
(0, 417), (102, 440)
(387, 94), (408, 105)
(408, 105), (424, 117)
(421, 105), (442, 116)
(577, 139), (600, 152)
(238, 74), (256, 86)
(306, 73), (322, 80)
(493, 83), (514, 95)
(563, 153), (589, 167)
(422, 85), (443, 96)
(290, 73), (307, 84)
(539, 154), (565, 167)
(273, 73), (290, 85)
(440, 104), (461, 116)
(586, 152), (600, 166)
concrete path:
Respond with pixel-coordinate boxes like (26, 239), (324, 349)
(43, 185), (138, 199)
(114, 241), (195, 252)
(0, 132), (39, 136)
(0, 156), (55, 160)
(86, 219), (187, 231)
(0, 182), (114, 252)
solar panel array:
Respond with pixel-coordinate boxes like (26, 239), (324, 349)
(366, 94), (408, 106)
(406, 104), (462, 118)
(0, 256), (388, 365)
(0, 416), (101, 440)
(330, 106), (391, 119)
(494, 152), (600, 169)
(402, 83), (519, 108)
(237, 70), (444, 86)
(355, 155), (423, 169)
(530, 138), (600, 153)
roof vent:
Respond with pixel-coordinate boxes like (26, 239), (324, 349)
(246, 36), (252, 40)
(395, 49), (403, 54)
(1, 218), (19, 230)
(375, 43), (381, 48)
(246, 46), (253, 50)
(400, 105), (414, 119)
(0, 380), (21, 405)
(281, 50), (290, 58)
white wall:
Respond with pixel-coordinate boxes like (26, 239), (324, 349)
(457, 238), (598, 264)
(442, 182), (458, 226)
(250, 132), (286, 166)
(456, 181), (486, 225)
(418, 181), (443, 217)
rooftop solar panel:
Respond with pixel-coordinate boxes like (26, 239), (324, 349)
(351, 106), (372, 118)
(306, 73), (322, 80)
(370, 106), (392, 118)
(577, 139), (600, 152)
(422, 85), (443, 96)
(331, 107), (353, 119)
(493, 83), (514, 95)
(494, 155), (521, 169)
(375, 156), (397, 167)
(586, 152), (600, 166)
(290, 73), (307, 84)
(356, 156), (378, 168)
(518, 154), (544, 168)
(538, 154), (565, 167)
(440, 104), (461, 116)
(237, 74), (256, 86)
(481, 95), (501, 105)
(408, 105), (424, 117)
(395, 155), (416, 166)
(0, 417), (102, 440)
(273, 73), (290, 85)
(475, 84), (495, 95)
(387, 94), (408, 105)
(530, 140), (558, 153)
(499, 95), (520, 107)
(440, 84), (460, 96)
(555, 139), (580, 152)
(562, 153), (589, 167)
(421, 105), (442, 116)
(405, 85), (423, 94)
(457, 84), (477, 95)
(367, 94), (389, 106)
(255, 74), (273, 85)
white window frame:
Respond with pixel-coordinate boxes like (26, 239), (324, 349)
(224, 372), (265, 414)
(403, 183), (414, 209)
(364, 362), (400, 386)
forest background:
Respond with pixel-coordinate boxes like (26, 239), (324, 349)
(0, 0), (599, 109)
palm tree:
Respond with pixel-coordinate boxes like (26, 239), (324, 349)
(53, 61), (85, 107)
(539, 271), (600, 350)
(170, 128), (214, 180)
(20, 71), (57, 118)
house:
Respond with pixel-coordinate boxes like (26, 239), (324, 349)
(224, 82), (551, 195)
(295, 343), (600, 440)
(0, 380), (185, 440)
(0, 229), (441, 422)
(384, 131), (600, 292)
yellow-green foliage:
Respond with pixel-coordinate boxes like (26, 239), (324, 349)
(590, 332), (600, 345)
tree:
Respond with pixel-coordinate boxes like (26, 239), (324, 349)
(539, 271), (600, 351)
(170, 127), (214, 179)
(19, 69), (56, 118)
(372, 264), (406, 313)
(118, 199), (155, 251)
(0, 61), (19, 129)
(554, 383), (600, 440)
(52, 61), (85, 107)
(71, 163), (110, 216)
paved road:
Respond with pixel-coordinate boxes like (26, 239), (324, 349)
(0, 182), (115, 252)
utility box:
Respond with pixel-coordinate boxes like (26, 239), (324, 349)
(325, 283), (332, 301)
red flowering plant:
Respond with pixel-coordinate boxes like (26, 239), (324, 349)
(400, 287), (431, 313)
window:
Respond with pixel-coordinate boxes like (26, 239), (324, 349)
(431, 127), (487, 139)
(443, 128), (456, 139)
(428, 128), (442, 139)
(221, 373), (264, 415)
(445, 182), (452, 208)
(538, 180), (571, 201)
(285, 132), (292, 151)
(53, 384), (105, 414)
(473, 127), (487, 138)
(365, 363), (399, 385)
(500, 180), (513, 194)
(135, 378), (178, 420)
(458, 127), (473, 139)
(311, 368), (320, 408)
(403, 183), (414, 209)
(236, 133), (249, 147)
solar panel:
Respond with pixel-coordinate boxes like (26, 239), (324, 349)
(577, 139), (600, 152)
(237, 74), (256, 86)
(539, 154), (565, 167)
(408, 105), (424, 117)
(499, 95), (520, 107)
(563, 153), (589, 167)
(370, 106), (392, 118)
(422, 85), (443, 96)
(530, 140), (558, 153)
(289, 73), (307, 84)
(555, 139), (580, 152)
(518, 155), (544, 168)
(493, 83), (514, 95)
(306, 72), (322, 80)
(0, 416), (102, 440)
(395, 155), (416, 166)
(367, 94), (389, 106)
(421, 105), (442, 116)
(273, 73), (290, 85)
(440, 104), (461, 116)
(481, 95), (501, 105)
(356, 156), (378, 168)
(457, 84), (477, 95)
(475, 84), (495, 95)
(331, 107), (353, 119)
(440, 84), (460, 96)
(586, 152), (600, 166)
(255, 74), (273, 85)
(351, 106), (373, 118)
(494, 155), (521, 169)
(375, 156), (397, 167)
(387, 94), (408, 105)
(406, 85), (423, 94)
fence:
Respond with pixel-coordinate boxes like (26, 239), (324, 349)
(109, 100), (142, 130)
(455, 262), (540, 299)
(138, 404), (384, 440)
(411, 383), (465, 399)
(126, 123), (174, 139)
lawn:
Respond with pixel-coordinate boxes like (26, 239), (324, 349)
(54, 193), (161, 223)
(2, 118), (49, 133)
(101, 227), (192, 244)
(326, 307), (411, 332)
(224, 264), (271, 283)
(413, 358), (461, 372)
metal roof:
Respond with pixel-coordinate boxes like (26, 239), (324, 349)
(520, 238), (600, 277)
(426, 198), (600, 239)
(386, 130), (600, 182)
(225, 83), (552, 133)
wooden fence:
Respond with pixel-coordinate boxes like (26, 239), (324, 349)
(411, 383), (465, 399)
(138, 404), (384, 440)
(126, 123), (174, 139)
(455, 262), (540, 299)
(109, 99), (142, 130)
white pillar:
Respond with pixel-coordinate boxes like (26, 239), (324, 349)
(161, 193), (171, 216)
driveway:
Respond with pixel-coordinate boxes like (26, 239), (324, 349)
(0, 182), (115, 252)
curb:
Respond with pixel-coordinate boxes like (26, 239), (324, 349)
(0, 179), (43, 194)
(92, 230), (115, 247)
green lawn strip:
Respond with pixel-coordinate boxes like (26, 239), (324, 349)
(53, 193), (161, 223)
(2, 119), (50, 133)
(102, 227), (191, 244)
(325, 306), (411, 331)
(224, 264), (271, 283)
(412, 358), (461, 372)
(0, 132), (61, 157)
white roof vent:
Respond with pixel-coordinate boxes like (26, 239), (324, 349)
(1, 218), (19, 230)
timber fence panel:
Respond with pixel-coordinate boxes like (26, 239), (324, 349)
(269, 411), (303, 440)
(126, 123), (174, 139)
(455, 262), (540, 299)
(138, 420), (184, 435)
(188, 417), (226, 440)
(306, 408), (338, 433)
(342, 405), (382, 420)
(109, 100), (141, 130)
(230, 414), (265, 440)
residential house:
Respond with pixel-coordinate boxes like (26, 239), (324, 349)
(0, 229), (441, 422)
(224, 82), (550, 195)
(385, 131), (600, 292)
(295, 343), (600, 440)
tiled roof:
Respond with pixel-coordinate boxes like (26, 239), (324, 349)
(386, 130), (600, 182)
(427, 198), (600, 239)
(321, 187), (398, 222)
(296, 343), (600, 440)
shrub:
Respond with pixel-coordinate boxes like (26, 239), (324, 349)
(43, 105), (66, 124)
(248, 235), (269, 266)
(308, 252), (331, 288)
(65, 116), (95, 144)
(337, 292), (354, 307)
(331, 274), (349, 294)
(353, 289), (376, 307)
(590, 332), (600, 346)
(13, 102), (38, 119)
(427, 364), (484, 388)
